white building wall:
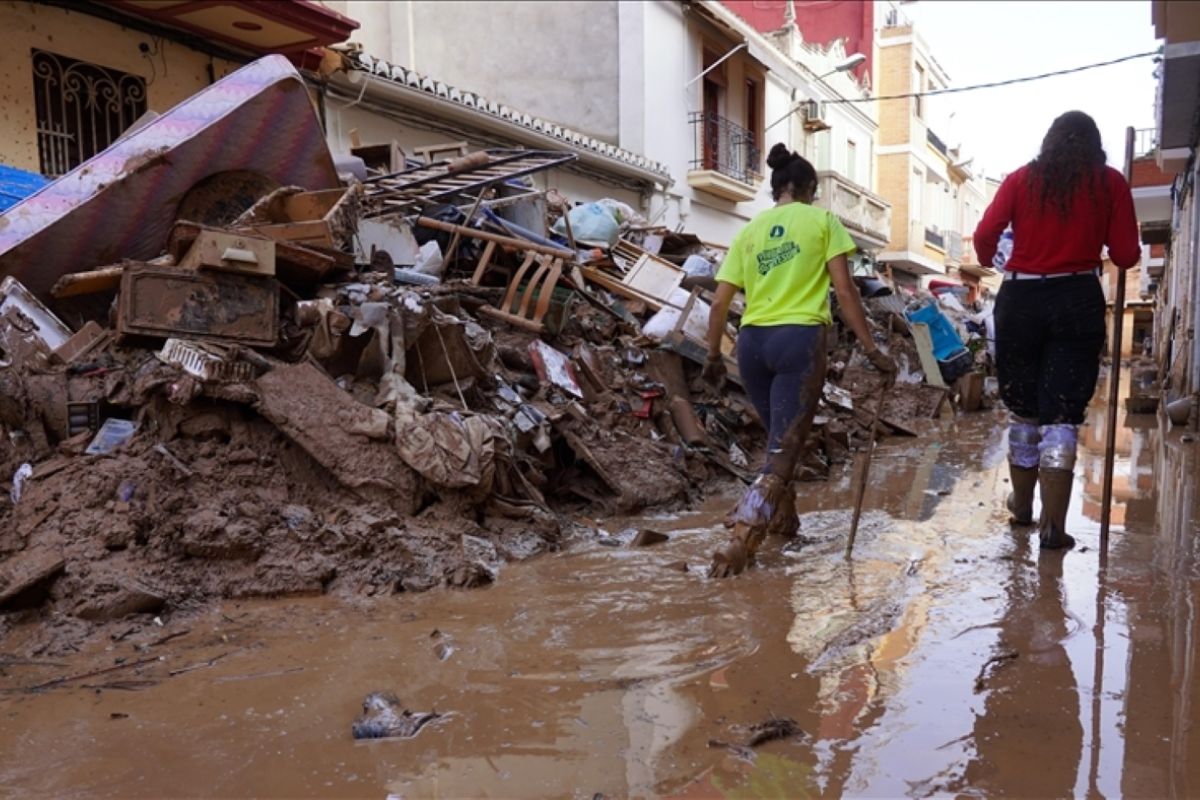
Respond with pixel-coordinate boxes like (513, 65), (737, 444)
(325, 0), (621, 143)
(321, 0), (883, 248)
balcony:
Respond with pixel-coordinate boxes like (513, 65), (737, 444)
(926, 128), (949, 158)
(924, 227), (945, 250)
(687, 112), (761, 203)
(814, 171), (892, 251)
(1134, 127), (1159, 158)
(945, 230), (963, 265)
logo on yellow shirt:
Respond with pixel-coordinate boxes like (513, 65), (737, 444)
(755, 242), (800, 275)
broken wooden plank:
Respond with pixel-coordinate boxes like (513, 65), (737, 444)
(0, 548), (65, 607)
(414, 217), (574, 260)
(49, 266), (126, 299)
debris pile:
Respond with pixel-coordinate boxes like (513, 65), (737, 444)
(0, 56), (953, 654)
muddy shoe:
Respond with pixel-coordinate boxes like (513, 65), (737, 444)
(708, 535), (750, 578)
(708, 522), (767, 579)
(1037, 467), (1076, 550)
(1006, 464), (1038, 526)
(766, 484), (799, 539)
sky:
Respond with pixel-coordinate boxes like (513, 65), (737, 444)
(894, 0), (1159, 179)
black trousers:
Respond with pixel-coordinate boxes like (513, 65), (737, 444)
(994, 274), (1106, 425)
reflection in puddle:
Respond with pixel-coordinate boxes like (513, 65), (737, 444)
(1, 373), (1199, 798)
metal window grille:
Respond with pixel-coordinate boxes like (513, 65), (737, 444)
(32, 49), (147, 178)
(689, 111), (761, 186)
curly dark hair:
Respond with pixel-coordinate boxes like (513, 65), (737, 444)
(766, 143), (817, 202)
(1028, 110), (1108, 217)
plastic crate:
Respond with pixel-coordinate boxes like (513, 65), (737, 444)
(906, 302), (965, 362)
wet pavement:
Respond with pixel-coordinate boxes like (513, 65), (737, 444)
(2, 368), (1199, 798)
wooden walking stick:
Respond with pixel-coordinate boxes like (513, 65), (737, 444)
(1099, 126), (1136, 553)
(845, 382), (888, 559)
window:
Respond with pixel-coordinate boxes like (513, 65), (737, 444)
(33, 49), (147, 177)
(913, 63), (925, 119)
(847, 139), (858, 183)
(745, 78), (759, 152)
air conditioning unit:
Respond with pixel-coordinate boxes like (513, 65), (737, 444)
(801, 100), (830, 132)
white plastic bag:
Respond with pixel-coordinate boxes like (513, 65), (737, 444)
(642, 288), (712, 341)
(552, 202), (620, 248)
(10, 463), (32, 505)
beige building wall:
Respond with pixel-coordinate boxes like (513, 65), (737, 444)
(876, 28), (912, 148)
(0, 1), (240, 173)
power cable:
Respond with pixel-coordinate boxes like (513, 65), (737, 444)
(825, 49), (1161, 105)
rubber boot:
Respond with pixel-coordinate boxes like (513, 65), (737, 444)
(1006, 464), (1038, 525)
(1037, 468), (1076, 550)
(709, 474), (784, 578)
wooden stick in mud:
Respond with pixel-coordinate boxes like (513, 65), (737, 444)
(845, 383), (888, 559)
(1100, 125), (1136, 553)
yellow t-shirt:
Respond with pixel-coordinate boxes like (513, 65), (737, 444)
(716, 203), (856, 326)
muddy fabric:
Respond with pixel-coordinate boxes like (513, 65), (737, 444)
(395, 409), (508, 491)
(994, 274), (1105, 425)
(1008, 415), (1040, 468)
(1038, 423), (1078, 471)
(736, 324), (826, 461)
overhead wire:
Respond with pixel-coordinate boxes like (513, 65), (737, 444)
(824, 49), (1161, 105)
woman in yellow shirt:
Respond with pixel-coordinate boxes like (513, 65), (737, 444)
(703, 143), (895, 577)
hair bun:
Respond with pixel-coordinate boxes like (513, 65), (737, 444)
(766, 143), (795, 170)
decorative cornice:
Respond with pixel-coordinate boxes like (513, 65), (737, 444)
(346, 52), (673, 181)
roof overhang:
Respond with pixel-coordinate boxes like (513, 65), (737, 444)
(1141, 220), (1172, 245)
(1133, 183), (1174, 223)
(328, 59), (672, 188)
(879, 251), (947, 276)
(959, 263), (999, 279)
(102, 1), (359, 56)
(1158, 40), (1200, 151)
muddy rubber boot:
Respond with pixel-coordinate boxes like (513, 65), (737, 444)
(708, 523), (754, 578)
(1006, 464), (1038, 525)
(708, 475), (783, 578)
(1037, 468), (1076, 550)
(766, 482), (800, 539)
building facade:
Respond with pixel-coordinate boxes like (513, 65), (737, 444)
(321, 0), (892, 251)
(1150, 0), (1200, 422)
(871, 2), (995, 292)
(0, 1), (357, 177)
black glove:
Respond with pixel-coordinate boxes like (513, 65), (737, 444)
(701, 354), (727, 387)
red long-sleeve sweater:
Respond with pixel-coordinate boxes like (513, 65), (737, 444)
(974, 164), (1141, 273)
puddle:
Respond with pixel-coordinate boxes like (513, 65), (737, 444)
(2, 370), (1199, 798)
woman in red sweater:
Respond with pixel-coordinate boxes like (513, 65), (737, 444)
(975, 110), (1140, 550)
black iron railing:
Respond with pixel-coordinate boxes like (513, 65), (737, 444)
(925, 227), (945, 249)
(926, 127), (948, 157)
(689, 112), (761, 185)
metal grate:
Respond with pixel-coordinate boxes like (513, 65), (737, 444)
(689, 112), (761, 186)
(32, 49), (147, 177)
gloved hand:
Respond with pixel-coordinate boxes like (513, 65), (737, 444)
(865, 347), (898, 385)
(701, 354), (727, 387)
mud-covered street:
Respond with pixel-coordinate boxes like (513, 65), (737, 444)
(2, 370), (1197, 799)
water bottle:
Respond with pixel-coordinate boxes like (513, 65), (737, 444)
(992, 228), (1014, 271)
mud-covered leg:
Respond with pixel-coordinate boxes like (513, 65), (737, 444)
(1007, 415), (1040, 525)
(710, 330), (825, 578)
(1037, 424), (1077, 550)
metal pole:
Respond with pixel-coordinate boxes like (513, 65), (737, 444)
(1099, 126), (1135, 550)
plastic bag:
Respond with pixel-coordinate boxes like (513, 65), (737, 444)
(551, 202), (620, 248)
(682, 254), (714, 278)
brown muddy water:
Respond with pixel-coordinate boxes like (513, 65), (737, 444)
(2, 369), (1199, 799)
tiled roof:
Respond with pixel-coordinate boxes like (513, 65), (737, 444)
(348, 52), (673, 181)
